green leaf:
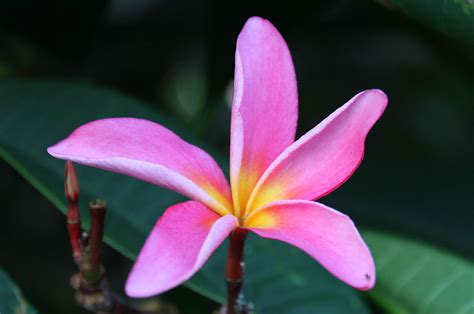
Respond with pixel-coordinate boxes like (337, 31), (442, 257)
(0, 80), (368, 313)
(3, 80), (473, 313)
(380, 0), (474, 45)
(364, 231), (474, 314)
(0, 268), (37, 314)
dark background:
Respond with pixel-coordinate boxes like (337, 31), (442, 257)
(1, 0), (472, 313)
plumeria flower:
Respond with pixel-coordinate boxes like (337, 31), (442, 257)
(48, 17), (387, 298)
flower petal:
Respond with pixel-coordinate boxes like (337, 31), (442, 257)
(230, 17), (298, 216)
(246, 90), (387, 213)
(48, 118), (232, 215)
(126, 201), (238, 297)
(245, 200), (375, 290)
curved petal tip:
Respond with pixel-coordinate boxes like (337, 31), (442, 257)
(365, 88), (388, 112)
(246, 200), (376, 290)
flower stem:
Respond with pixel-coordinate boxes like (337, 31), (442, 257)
(226, 228), (248, 314)
(65, 161), (83, 261)
(79, 199), (107, 285)
(87, 200), (106, 276)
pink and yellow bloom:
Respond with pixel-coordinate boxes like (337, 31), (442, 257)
(48, 17), (387, 297)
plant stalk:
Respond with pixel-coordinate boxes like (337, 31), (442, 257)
(65, 161), (83, 261)
(87, 199), (106, 281)
(64, 162), (174, 313)
(226, 228), (248, 314)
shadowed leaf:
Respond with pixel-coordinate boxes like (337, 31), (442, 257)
(0, 268), (37, 314)
(0, 80), (368, 313)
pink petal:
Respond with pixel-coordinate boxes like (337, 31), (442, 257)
(230, 17), (298, 216)
(246, 90), (387, 213)
(126, 201), (238, 297)
(48, 118), (232, 215)
(245, 200), (375, 290)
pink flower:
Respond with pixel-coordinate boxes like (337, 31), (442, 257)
(48, 17), (387, 298)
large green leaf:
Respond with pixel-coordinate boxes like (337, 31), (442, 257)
(3, 80), (473, 313)
(3, 80), (473, 314)
(379, 0), (474, 45)
(0, 268), (37, 314)
(365, 231), (474, 313)
(0, 80), (368, 313)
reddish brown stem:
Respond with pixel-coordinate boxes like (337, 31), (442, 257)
(77, 199), (107, 286)
(226, 228), (248, 314)
(63, 162), (175, 313)
(88, 199), (106, 272)
(65, 161), (83, 260)
(67, 203), (83, 260)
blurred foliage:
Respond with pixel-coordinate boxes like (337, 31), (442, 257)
(0, 0), (473, 313)
(1, 80), (473, 313)
(377, 0), (474, 46)
(0, 269), (37, 314)
(365, 231), (474, 313)
(0, 81), (368, 313)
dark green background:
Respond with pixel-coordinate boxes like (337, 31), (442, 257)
(1, 0), (472, 313)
